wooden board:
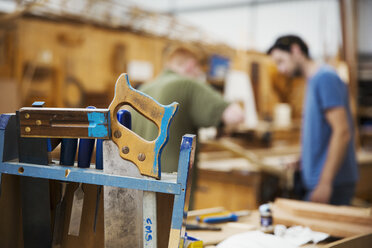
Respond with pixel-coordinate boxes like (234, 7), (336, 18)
(324, 233), (372, 248)
(273, 198), (372, 238)
(194, 169), (261, 211)
(187, 212), (259, 246)
(275, 198), (372, 226)
(0, 80), (20, 113)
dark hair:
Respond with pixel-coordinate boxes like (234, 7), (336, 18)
(267, 35), (310, 58)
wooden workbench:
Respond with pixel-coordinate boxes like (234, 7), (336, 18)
(187, 199), (372, 248)
(187, 210), (340, 248)
(187, 210), (260, 246)
(197, 138), (372, 211)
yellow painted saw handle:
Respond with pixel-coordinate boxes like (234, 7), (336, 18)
(108, 73), (178, 179)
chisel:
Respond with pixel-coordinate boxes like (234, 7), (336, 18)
(93, 109), (130, 232)
(68, 106), (96, 236)
(18, 101), (52, 248)
(93, 139), (103, 233)
(196, 210), (251, 224)
(52, 138), (77, 247)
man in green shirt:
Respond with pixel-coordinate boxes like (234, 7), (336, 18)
(133, 45), (244, 173)
(132, 45), (244, 207)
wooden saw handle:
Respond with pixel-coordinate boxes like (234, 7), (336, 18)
(108, 73), (178, 179)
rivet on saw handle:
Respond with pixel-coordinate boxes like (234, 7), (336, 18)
(108, 73), (178, 179)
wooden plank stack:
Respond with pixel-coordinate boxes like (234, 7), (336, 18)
(272, 198), (372, 238)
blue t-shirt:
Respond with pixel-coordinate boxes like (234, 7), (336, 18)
(301, 66), (358, 190)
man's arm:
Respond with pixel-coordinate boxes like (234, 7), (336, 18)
(310, 107), (351, 203)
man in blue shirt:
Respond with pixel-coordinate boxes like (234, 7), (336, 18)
(268, 35), (358, 205)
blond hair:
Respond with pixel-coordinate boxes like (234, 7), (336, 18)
(163, 44), (206, 66)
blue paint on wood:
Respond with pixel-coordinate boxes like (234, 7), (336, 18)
(87, 112), (108, 138)
(47, 139), (53, 152)
(123, 74), (179, 178)
(153, 103), (178, 176)
(0, 161), (181, 195)
(31, 101), (45, 107)
(0, 114), (11, 130)
(0, 129), (5, 172)
(124, 74), (152, 99)
(170, 135), (196, 233)
(0, 114), (195, 246)
(0, 126), (4, 196)
(144, 218), (153, 241)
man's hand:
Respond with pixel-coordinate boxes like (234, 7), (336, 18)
(310, 182), (332, 204)
(222, 102), (244, 126)
(285, 158), (301, 171)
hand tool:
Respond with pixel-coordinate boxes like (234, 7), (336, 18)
(93, 109), (130, 233)
(187, 207), (226, 218)
(52, 138), (77, 247)
(69, 182), (84, 236)
(93, 138), (103, 233)
(1, 118), (196, 248)
(103, 108), (148, 247)
(18, 101), (52, 248)
(200, 213), (239, 224)
(114, 110), (158, 247)
(18, 74), (178, 179)
(196, 210), (250, 224)
(184, 235), (203, 248)
(16, 74), (179, 246)
(185, 224), (222, 231)
(1, 69), (197, 247)
(68, 108), (96, 236)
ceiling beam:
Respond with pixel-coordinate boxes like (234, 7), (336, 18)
(167, 0), (320, 15)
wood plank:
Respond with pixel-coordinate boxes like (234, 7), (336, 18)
(273, 205), (372, 238)
(203, 138), (282, 176)
(272, 198), (372, 238)
(324, 233), (372, 248)
(274, 198), (372, 226)
(194, 169), (261, 211)
(186, 212), (259, 246)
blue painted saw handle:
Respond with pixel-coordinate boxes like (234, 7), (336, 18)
(108, 74), (179, 179)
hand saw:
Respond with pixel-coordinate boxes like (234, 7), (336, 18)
(17, 73), (179, 179)
(92, 108), (129, 234)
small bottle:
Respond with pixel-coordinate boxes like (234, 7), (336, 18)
(259, 203), (273, 233)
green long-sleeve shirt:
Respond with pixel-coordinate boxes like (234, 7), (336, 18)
(132, 69), (229, 173)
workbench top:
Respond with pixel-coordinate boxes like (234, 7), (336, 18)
(186, 210), (370, 248)
(187, 211), (260, 246)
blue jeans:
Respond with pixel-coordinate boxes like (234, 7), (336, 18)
(304, 183), (356, 205)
